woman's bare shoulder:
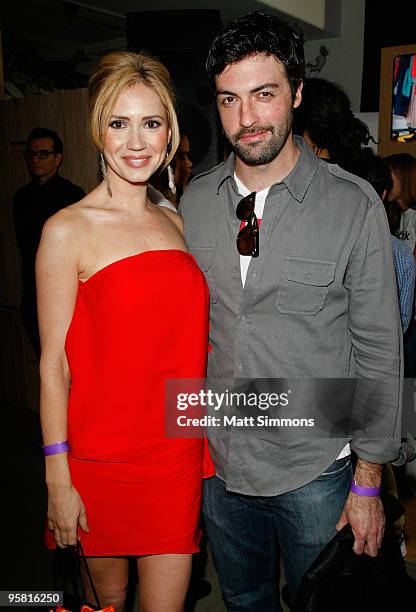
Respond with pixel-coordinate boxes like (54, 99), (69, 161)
(40, 193), (102, 256)
(159, 205), (184, 233)
(42, 206), (79, 239)
(63, 186), (105, 214)
(44, 187), (107, 238)
(36, 214), (80, 276)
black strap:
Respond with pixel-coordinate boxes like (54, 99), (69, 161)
(77, 540), (102, 610)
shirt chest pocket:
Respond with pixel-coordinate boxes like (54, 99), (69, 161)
(189, 247), (217, 303)
(276, 257), (336, 315)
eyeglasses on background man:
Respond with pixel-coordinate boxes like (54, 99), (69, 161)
(23, 149), (56, 160)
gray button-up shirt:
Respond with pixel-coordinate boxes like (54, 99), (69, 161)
(180, 137), (402, 495)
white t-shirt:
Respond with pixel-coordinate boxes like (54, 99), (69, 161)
(147, 184), (178, 212)
(234, 173), (350, 460)
(396, 208), (416, 255)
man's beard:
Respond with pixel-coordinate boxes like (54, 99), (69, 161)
(228, 116), (292, 166)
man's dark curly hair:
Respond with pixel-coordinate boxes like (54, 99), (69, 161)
(206, 11), (305, 100)
(293, 78), (373, 173)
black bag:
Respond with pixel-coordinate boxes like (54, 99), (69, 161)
(294, 494), (416, 612)
(53, 541), (103, 611)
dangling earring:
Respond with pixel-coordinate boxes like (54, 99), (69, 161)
(100, 152), (112, 197)
(167, 164), (176, 195)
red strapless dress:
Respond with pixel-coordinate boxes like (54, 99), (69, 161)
(62, 249), (214, 556)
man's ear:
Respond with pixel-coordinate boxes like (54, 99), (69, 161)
(293, 81), (303, 109)
(55, 153), (63, 169)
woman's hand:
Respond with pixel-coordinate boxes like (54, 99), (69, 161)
(47, 484), (89, 548)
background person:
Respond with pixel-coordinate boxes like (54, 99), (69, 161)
(385, 153), (416, 379)
(38, 51), (213, 612)
(386, 198), (416, 334)
(355, 148), (416, 333)
(385, 153), (416, 256)
(173, 133), (193, 199)
(150, 132), (193, 208)
(13, 127), (85, 357)
(293, 77), (373, 174)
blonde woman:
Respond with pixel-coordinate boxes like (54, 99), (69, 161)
(37, 51), (213, 612)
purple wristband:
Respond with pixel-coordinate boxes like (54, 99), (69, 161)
(42, 441), (70, 456)
(350, 480), (380, 497)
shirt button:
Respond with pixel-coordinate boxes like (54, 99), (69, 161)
(238, 362), (244, 370)
(305, 272), (312, 280)
(232, 266), (238, 273)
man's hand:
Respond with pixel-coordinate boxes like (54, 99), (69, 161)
(336, 493), (385, 556)
(336, 458), (385, 556)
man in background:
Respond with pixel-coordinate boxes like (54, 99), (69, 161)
(13, 127), (85, 357)
(356, 149), (416, 334)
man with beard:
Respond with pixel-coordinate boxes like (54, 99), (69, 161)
(180, 12), (402, 611)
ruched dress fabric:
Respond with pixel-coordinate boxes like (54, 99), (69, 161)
(63, 249), (214, 556)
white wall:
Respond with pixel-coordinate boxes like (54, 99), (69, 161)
(355, 112), (379, 149)
(261, 0), (326, 28)
(304, 0), (366, 111)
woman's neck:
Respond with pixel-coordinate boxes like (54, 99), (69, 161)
(105, 169), (149, 211)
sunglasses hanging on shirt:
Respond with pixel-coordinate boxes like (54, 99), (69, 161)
(236, 192), (259, 257)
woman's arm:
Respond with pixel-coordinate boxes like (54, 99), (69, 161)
(36, 209), (89, 547)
